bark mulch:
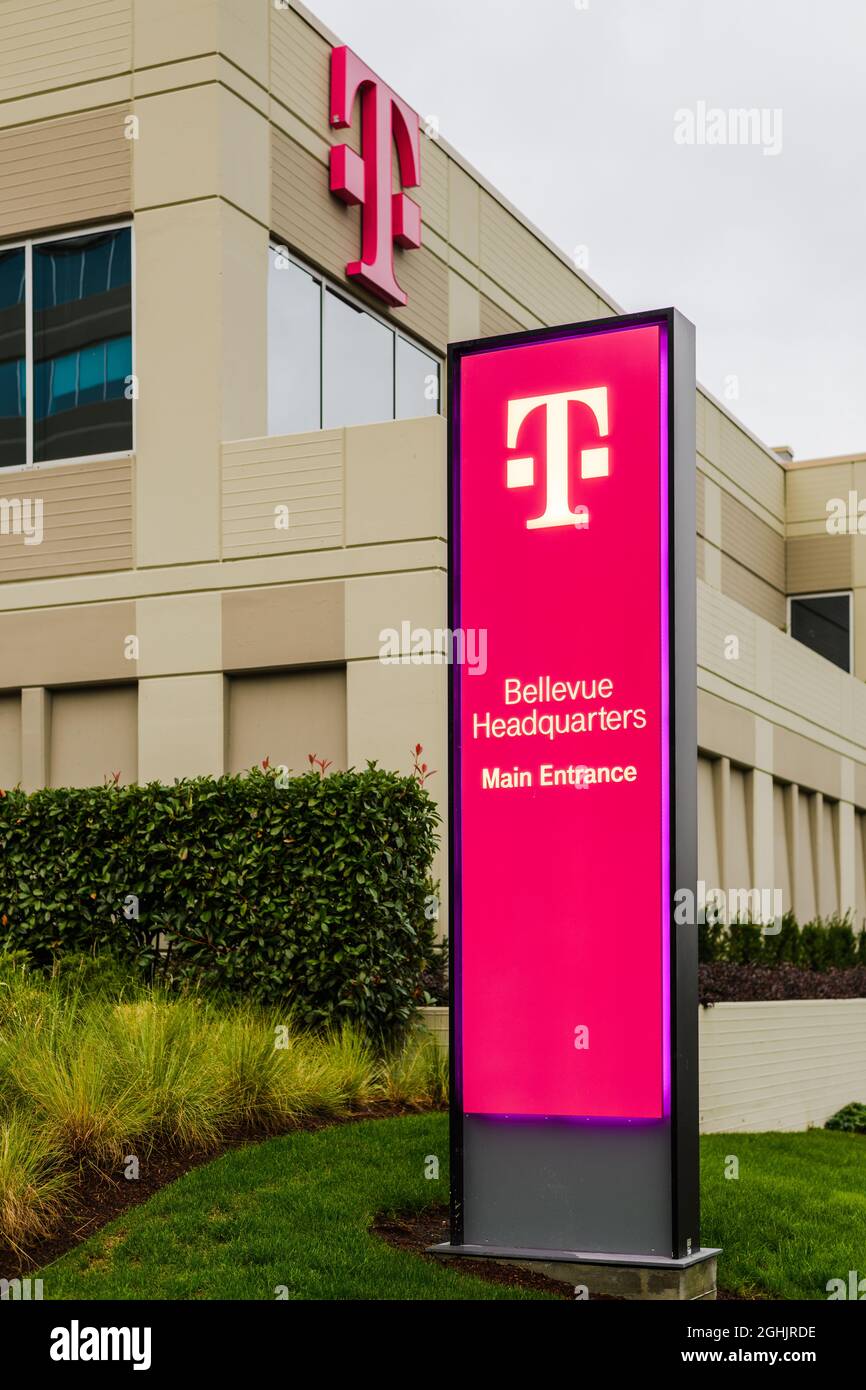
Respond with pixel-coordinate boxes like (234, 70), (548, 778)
(373, 1203), (758, 1301)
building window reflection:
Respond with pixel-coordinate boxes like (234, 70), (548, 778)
(0, 247), (26, 469)
(0, 225), (133, 469)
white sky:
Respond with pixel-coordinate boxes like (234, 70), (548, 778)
(308, 0), (866, 461)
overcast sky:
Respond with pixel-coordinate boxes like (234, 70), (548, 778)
(310, 0), (865, 461)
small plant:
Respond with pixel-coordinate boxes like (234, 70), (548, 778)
(14, 1030), (153, 1165)
(410, 743), (436, 789)
(825, 1102), (866, 1135)
(0, 1110), (70, 1246)
(307, 752), (333, 777)
(418, 935), (448, 1005)
(725, 918), (763, 965)
(381, 1033), (448, 1110)
(760, 911), (801, 966)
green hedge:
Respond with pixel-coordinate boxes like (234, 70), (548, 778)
(0, 765), (440, 1042)
(698, 910), (866, 968)
(825, 1103), (866, 1134)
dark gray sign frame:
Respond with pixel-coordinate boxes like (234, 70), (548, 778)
(445, 307), (700, 1263)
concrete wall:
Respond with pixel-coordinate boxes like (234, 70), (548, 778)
(698, 1000), (866, 1133)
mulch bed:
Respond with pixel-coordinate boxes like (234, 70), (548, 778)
(373, 1203), (758, 1301)
(0, 1103), (415, 1283)
(373, 1204), (577, 1298)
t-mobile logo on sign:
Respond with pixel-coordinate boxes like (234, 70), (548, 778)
(329, 45), (422, 307)
(506, 387), (610, 529)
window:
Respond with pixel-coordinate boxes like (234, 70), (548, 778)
(0, 248), (25, 469)
(0, 225), (133, 469)
(396, 335), (439, 419)
(267, 257), (320, 436)
(323, 288), (394, 427)
(789, 592), (851, 673)
(267, 245), (440, 435)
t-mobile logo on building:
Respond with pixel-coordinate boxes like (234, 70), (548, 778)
(329, 45), (422, 307)
(505, 387), (610, 529)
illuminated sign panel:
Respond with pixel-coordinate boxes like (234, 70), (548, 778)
(448, 309), (699, 1259)
(455, 321), (668, 1120)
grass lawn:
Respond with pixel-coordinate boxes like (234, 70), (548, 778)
(38, 1114), (546, 1300)
(700, 1129), (866, 1300)
(37, 1116), (866, 1301)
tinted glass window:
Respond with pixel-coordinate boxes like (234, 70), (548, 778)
(268, 250), (322, 434)
(322, 289), (394, 428)
(267, 251), (441, 437)
(790, 594), (850, 672)
(0, 247), (26, 468)
(33, 228), (132, 462)
(396, 336), (439, 419)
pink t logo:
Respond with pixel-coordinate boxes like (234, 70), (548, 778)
(329, 46), (422, 308)
(505, 387), (610, 529)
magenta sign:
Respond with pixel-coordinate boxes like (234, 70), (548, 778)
(448, 309), (699, 1258)
(454, 317), (668, 1120)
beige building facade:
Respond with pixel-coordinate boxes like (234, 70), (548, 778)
(0, 0), (864, 926)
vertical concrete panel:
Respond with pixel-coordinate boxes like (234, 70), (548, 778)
(697, 755), (720, 886)
(820, 799), (839, 917)
(447, 162), (480, 264)
(346, 657), (448, 923)
(346, 659), (446, 786)
(727, 765), (751, 895)
(812, 792), (825, 917)
(773, 783), (792, 911)
(0, 692), (22, 788)
(134, 202), (222, 566)
(796, 789), (817, 922)
(703, 478), (722, 546)
(838, 799), (857, 918)
(20, 687), (50, 792)
(714, 756), (731, 891)
(448, 270), (480, 343)
(227, 668), (347, 775)
(50, 685), (138, 787)
(751, 769), (775, 901)
(855, 810), (866, 927)
(220, 203), (269, 445)
(138, 675), (226, 782)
